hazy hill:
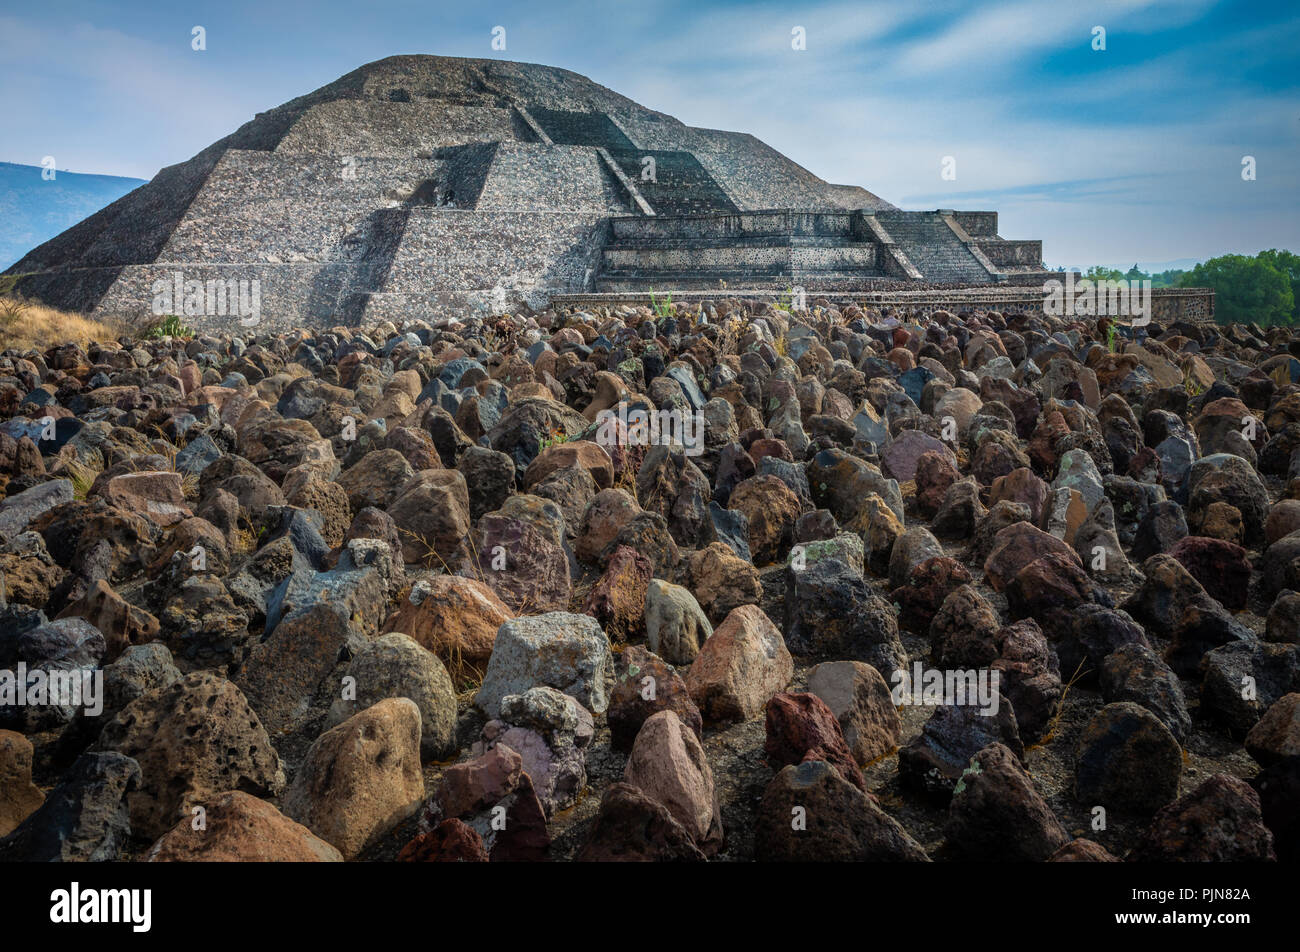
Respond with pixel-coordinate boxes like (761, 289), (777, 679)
(0, 161), (146, 270)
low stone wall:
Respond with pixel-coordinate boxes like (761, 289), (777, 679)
(610, 209), (856, 241)
(92, 262), (364, 331)
(553, 285), (1217, 322)
(601, 240), (878, 273)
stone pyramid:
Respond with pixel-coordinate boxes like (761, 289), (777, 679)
(6, 55), (1045, 329)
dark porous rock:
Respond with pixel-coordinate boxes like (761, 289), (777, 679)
(1132, 499), (1191, 562)
(0, 751), (141, 862)
(1186, 453), (1270, 545)
(929, 583), (1001, 670)
(1074, 701), (1183, 815)
(94, 671), (284, 841)
(891, 556), (973, 635)
(1056, 604), (1150, 684)
(606, 646), (702, 753)
(1099, 643), (1192, 743)
(1168, 535), (1252, 611)
(1259, 528), (1300, 600)
(1131, 774), (1276, 862)
(1250, 756), (1300, 861)
(1122, 554), (1255, 675)
(456, 445), (516, 522)
(1245, 693), (1300, 766)
(576, 782), (706, 862)
(1200, 640), (1300, 733)
(930, 477), (986, 540)
(898, 700), (1023, 803)
(782, 557), (905, 673)
(1266, 590), (1300, 644)
(944, 742), (1070, 861)
(886, 525), (945, 590)
(754, 760), (929, 862)
(237, 601), (365, 735)
(990, 618), (1062, 744)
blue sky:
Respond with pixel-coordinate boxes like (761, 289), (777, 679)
(1, 0), (1297, 267)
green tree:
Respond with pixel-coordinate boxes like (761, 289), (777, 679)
(1085, 265), (1125, 282)
(1124, 263), (1149, 283)
(1179, 254), (1295, 326)
(1258, 249), (1300, 322)
(1149, 268), (1186, 288)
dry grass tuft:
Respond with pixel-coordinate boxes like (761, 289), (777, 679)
(0, 295), (125, 351)
(63, 449), (106, 500)
(1026, 659), (1089, 751)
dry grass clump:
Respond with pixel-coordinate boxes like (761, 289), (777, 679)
(0, 301), (126, 351)
(0, 292), (125, 351)
(63, 449), (105, 500)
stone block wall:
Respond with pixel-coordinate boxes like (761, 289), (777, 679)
(158, 150), (431, 264)
(476, 144), (630, 213)
(380, 208), (608, 301)
(274, 101), (532, 156)
(952, 211), (998, 236)
(976, 238), (1044, 268)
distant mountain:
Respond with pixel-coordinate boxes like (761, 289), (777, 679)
(0, 162), (147, 271)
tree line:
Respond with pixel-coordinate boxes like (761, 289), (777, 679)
(1066, 251), (1300, 326)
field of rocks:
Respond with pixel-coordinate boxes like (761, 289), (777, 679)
(0, 298), (1296, 862)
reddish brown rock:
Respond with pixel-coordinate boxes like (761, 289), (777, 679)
(1006, 551), (1112, 632)
(882, 429), (957, 483)
(914, 450), (960, 518)
(397, 819), (489, 862)
(607, 646), (703, 753)
(623, 710), (722, 853)
(583, 544), (653, 642)
(685, 605), (793, 722)
(56, 579), (160, 662)
(988, 467), (1049, 524)
(523, 440), (614, 491)
(728, 474), (801, 566)
(146, 791), (342, 862)
(575, 488), (641, 565)
(101, 471), (192, 527)
(681, 541), (763, 624)
(1169, 535), (1251, 611)
(382, 575), (511, 681)
(983, 521), (1082, 592)
(764, 692), (866, 791)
